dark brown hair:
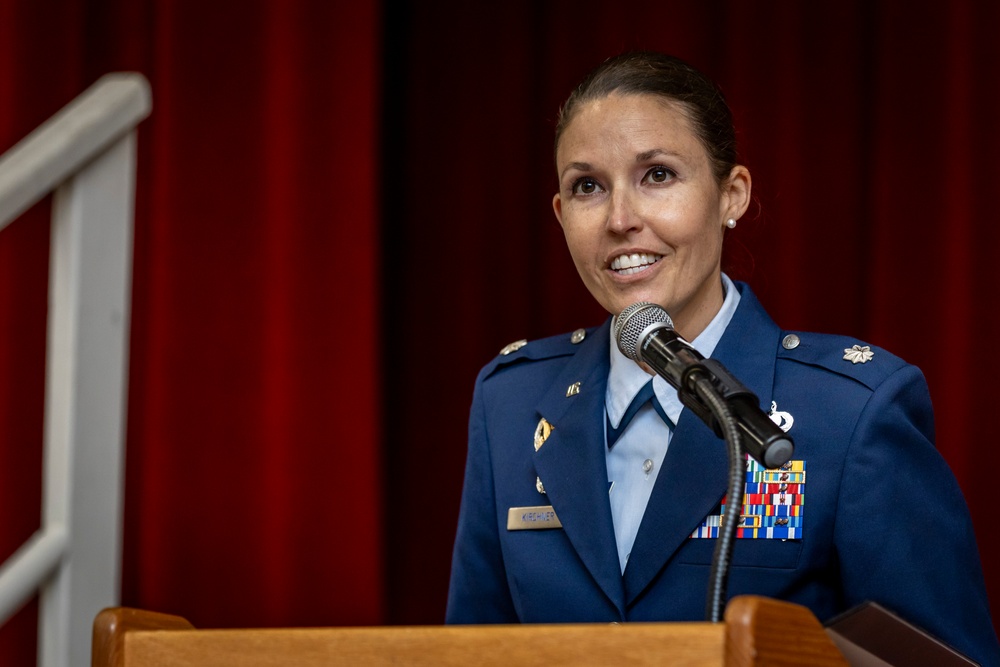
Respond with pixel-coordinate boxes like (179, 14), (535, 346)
(555, 52), (738, 185)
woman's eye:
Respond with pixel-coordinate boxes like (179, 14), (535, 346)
(645, 167), (674, 184)
(572, 178), (602, 195)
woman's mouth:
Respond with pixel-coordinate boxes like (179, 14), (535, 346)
(610, 252), (662, 276)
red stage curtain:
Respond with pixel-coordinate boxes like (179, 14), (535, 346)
(1, 3), (89, 662)
(0, 0), (382, 662)
(1, 2), (999, 664)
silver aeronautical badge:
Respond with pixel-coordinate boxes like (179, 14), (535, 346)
(843, 344), (874, 364)
(768, 401), (794, 433)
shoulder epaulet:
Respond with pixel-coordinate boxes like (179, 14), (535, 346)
(480, 327), (594, 380)
(775, 330), (908, 391)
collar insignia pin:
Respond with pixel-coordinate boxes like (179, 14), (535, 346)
(566, 381), (581, 397)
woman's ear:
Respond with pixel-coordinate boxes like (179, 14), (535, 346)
(722, 165), (752, 222)
(552, 192), (565, 228)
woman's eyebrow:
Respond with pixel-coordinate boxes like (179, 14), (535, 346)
(559, 161), (592, 180)
(635, 148), (683, 162)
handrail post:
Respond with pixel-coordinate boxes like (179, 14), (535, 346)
(0, 72), (150, 667)
(37, 129), (137, 667)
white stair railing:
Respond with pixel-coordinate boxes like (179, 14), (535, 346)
(0, 73), (151, 667)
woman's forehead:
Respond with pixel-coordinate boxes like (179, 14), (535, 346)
(556, 94), (703, 163)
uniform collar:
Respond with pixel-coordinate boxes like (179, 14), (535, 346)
(606, 273), (742, 428)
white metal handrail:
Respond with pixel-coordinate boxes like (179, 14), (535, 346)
(0, 73), (151, 667)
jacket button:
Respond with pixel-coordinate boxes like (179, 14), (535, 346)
(782, 334), (800, 350)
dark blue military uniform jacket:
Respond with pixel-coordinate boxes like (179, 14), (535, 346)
(446, 283), (999, 666)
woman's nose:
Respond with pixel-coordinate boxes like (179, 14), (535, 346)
(606, 191), (641, 234)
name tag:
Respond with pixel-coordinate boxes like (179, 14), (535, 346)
(507, 505), (562, 530)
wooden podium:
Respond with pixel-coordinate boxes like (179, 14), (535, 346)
(92, 595), (848, 666)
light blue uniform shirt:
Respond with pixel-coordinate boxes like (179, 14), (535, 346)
(605, 273), (741, 572)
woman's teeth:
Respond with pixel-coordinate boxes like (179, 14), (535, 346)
(611, 253), (662, 275)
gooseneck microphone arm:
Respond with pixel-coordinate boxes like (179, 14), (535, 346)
(613, 302), (794, 469)
(614, 301), (796, 622)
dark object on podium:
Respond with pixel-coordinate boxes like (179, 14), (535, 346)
(824, 601), (978, 666)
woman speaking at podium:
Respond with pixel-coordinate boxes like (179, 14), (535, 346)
(445, 51), (999, 665)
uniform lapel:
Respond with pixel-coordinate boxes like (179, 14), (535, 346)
(532, 321), (626, 616)
(622, 285), (781, 606)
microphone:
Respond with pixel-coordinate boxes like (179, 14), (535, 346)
(613, 302), (793, 468)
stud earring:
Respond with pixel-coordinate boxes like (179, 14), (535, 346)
(725, 218), (737, 229)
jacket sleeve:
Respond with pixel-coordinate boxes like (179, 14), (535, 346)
(445, 374), (519, 623)
(834, 363), (1000, 665)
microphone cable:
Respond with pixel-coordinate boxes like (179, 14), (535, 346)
(692, 374), (744, 623)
